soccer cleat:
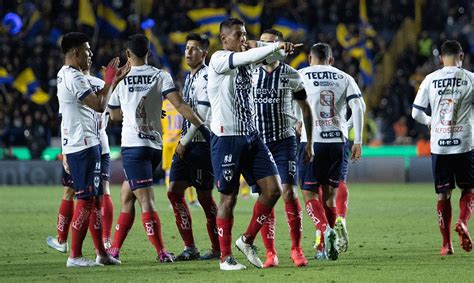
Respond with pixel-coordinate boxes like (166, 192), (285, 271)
(66, 257), (103, 267)
(334, 216), (349, 252)
(235, 236), (263, 268)
(324, 227), (339, 260)
(96, 254), (121, 265)
(175, 246), (201, 261)
(454, 222), (472, 252)
(157, 251), (175, 263)
(439, 243), (454, 256)
(199, 249), (220, 260)
(262, 252), (279, 268)
(219, 256), (247, 271)
(290, 247), (308, 267)
(46, 236), (69, 253)
(315, 250), (328, 260)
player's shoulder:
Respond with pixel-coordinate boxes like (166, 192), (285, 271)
(210, 50), (231, 62)
(297, 65), (312, 75)
(61, 65), (83, 79)
(85, 74), (105, 86)
(281, 63), (299, 75)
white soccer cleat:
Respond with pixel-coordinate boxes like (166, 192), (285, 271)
(219, 256), (247, 271)
(46, 236), (68, 253)
(66, 257), (104, 267)
(96, 254), (122, 265)
(324, 227), (339, 260)
(235, 236), (263, 268)
(334, 216), (349, 252)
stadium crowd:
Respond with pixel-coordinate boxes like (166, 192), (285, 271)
(0, 0), (473, 158)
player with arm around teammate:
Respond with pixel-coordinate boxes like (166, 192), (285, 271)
(250, 29), (314, 267)
(56, 32), (129, 267)
(298, 43), (364, 261)
(107, 34), (208, 263)
(412, 40), (473, 256)
(208, 17), (303, 270)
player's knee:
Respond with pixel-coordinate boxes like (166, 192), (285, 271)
(63, 187), (75, 200)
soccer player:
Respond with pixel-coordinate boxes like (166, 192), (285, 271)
(208, 18), (303, 270)
(333, 96), (366, 253)
(46, 61), (115, 252)
(298, 43), (364, 261)
(168, 33), (220, 261)
(57, 32), (129, 267)
(107, 34), (208, 263)
(250, 29), (314, 267)
(412, 40), (473, 256)
(161, 98), (183, 188)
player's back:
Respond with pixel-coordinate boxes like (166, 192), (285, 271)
(57, 66), (100, 154)
(418, 67), (473, 154)
(110, 65), (175, 149)
(299, 64), (360, 143)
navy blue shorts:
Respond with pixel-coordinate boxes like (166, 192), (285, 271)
(252, 136), (297, 194)
(65, 145), (101, 199)
(121, 146), (162, 190)
(298, 142), (344, 190)
(432, 150), (473, 194)
(340, 140), (352, 182)
(211, 133), (279, 195)
(62, 153), (111, 188)
(170, 142), (214, 191)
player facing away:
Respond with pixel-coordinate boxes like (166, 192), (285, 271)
(412, 40), (473, 256)
(57, 32), (129, 267)
(250, 29), (314, 267)
(47, 63), (115, 253)
(208, 17), (302, 270)
(107, 34), (208, 263)
(168, 33), (220, 261)
(298, 43), (364, 261)
(333, 94), (366, 253)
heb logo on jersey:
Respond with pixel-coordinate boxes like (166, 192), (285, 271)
(438, 138), (461, 147)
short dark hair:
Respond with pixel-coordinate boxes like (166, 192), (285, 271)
(186, 33), (210, 50)
(128, 34), (149, 58)
(261, 29), (284, 41)
(310, 43), (332, 62)
(441, 40), (463, 56)
(61, 32), (89, 54)
(219, 17), (244, 34)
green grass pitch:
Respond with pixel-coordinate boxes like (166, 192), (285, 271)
(0, 183), (472, 282)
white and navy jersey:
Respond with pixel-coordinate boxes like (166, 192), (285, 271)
(252, 63), (305, 143)
(85, 75), (110, 155)
(413, 66), (473, 154)
(57, 66), (100, 154)
(298, 65), (363, 143)
(108, 65), (177, 150)
(181, 65), (210, 142)
(208, 50), (258, 136)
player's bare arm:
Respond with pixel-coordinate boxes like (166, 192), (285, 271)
(82, 58), (130, 112)
(296, 99), (314, 162)
(166, 91), (204, 128)
(348, 97), (364, 162)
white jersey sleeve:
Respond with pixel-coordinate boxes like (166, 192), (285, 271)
(287, 66), (305, 96)
(86, 75), (110, 155)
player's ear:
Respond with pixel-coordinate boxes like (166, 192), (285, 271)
(307, 54), (312, 65)
(439, 55), (443, 66)
(220, 32), (226, 43)
(459, 52), (464, 62)
(328, 56), (335, 66)
(126, 49), (130, 58)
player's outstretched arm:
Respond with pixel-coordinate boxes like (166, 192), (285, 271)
(229, 42), (298, 69)
(166, 91), (209, 138)
(82, 58), (131, 113)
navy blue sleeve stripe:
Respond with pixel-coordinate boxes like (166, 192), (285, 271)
(293, 89), (307, 100)
(162, 87), (177, 97)
(412, 104), (426, 111)
(346, 94), (359, 102)
(108, 104), (120, 109)
(197, 101), (211, 107)
(229, 52), (235, 69)
(78, 89), (92, 101)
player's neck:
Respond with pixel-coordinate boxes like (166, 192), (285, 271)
(64, 57), (81, 70)
(190, 62), (204, 76)
(262, 61), (279, 73)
